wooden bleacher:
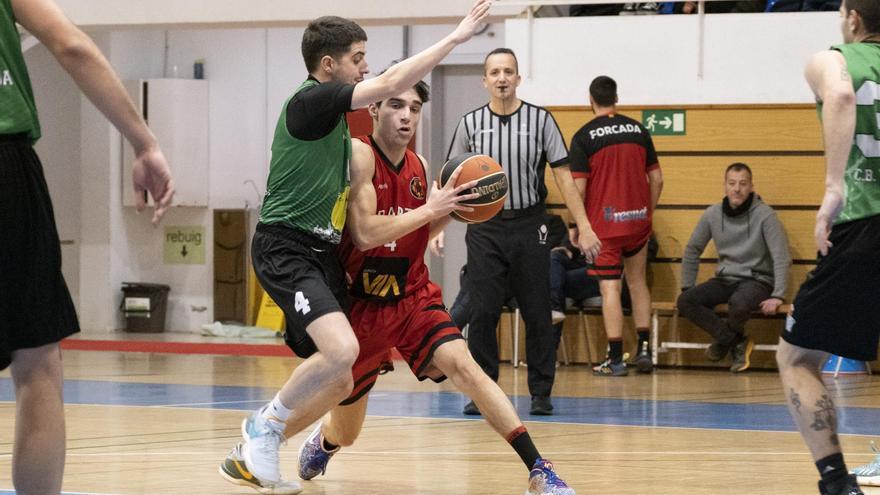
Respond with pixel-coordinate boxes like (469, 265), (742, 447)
(497, 103), (835, 370)
(648, 301), (792, 367)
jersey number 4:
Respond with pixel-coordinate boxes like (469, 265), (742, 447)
(294, 291), (311, 315)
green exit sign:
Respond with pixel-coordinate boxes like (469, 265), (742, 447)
(642, 110), (686, 136)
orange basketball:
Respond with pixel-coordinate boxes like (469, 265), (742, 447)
(439, 153), (508, 223)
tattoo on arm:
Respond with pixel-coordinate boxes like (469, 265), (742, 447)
(790, 389), (802, 414)
(841, 68), (851, 81)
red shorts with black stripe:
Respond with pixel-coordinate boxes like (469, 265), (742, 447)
(588, 228), (651, 279)
(341, 281), (462, 405)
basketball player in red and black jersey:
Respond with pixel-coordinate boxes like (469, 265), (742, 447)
(569, 76), (664, 377)
(293, 82), (575, 495)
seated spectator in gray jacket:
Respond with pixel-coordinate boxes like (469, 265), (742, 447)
(677, 163), (791, 373)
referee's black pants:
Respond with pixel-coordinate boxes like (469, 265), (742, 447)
(464, 210), (557, 398)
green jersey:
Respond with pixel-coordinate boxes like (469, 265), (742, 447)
(827, 42), (880, 224)
(260, 79), (352, 243)
(0, 0), (40, 142)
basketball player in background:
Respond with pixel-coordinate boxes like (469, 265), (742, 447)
(0, 0), (174, 493)
(569, 75), (663, 377)
(439, 48), (600, 416)
(777, 1), (880, 493)
(222, 81), (576, 495)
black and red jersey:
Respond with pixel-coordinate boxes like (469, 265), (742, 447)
(338, 136), (430, 302)
(569, 113), (660, 239)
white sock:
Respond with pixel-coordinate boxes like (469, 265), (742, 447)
(262, 395), (292, 422)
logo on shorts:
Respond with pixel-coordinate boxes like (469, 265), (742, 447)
(538, 224), (548, 245)
(409, 177), (426, 200)
(604, 206), (648, 223)
(785, 311), (796, 333)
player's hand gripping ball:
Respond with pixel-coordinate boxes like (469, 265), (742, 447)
(439, 153), (509, 223)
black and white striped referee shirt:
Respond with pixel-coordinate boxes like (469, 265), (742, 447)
(446, 101), (569, 210)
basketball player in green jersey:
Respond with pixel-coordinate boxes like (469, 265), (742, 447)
(1, 0), (174, 493)
(776, 1), (880, 494)
(220, 2), (493, 493)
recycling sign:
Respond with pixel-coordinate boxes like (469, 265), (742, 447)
(164, 226), (205, 264)
(642, 110), (686, 136)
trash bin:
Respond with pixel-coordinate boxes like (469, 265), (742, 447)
(121, 282), (170, 333)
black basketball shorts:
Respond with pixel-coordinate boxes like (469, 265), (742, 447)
(782, 214), (880, 361)
(0, 135), (79, 370)
(251, 223), (348, 359)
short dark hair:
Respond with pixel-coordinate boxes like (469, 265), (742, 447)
(725, 162), (753, 180)
(845, 0), (880, 35)
(302, 16), (368, 73)
(374, 65), (430, 107)
(375, 81), (431, 107)
(483, 48), (519, 74)
(411, 80), (431, 104)
(589, 76), (617, 107)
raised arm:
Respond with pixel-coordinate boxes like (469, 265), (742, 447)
(13, 0), (174, 223)
(350, 0), (492, 109)
(805, 49), (856, 256)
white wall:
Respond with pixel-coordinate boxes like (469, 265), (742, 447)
(77, 32), (118, 332)
(53, 0), (522, 30)
(164, 28), (270, 210)
(410, 22), (506, 65)
(507, 12), (841, 105)
(431, 65), (490, 306)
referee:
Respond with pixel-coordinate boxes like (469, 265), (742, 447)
(445, 48), (597, 416)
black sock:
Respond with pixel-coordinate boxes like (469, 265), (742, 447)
(507, 426), (541, 469)
(322, 437), (339, 452)
(816, 453), (848, 486)
(636, 328), (650, 350)
(609, 339), (623, 362)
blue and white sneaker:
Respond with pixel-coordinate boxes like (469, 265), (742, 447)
(592, 356), (628, 377)
(525, 458), (575, 495)
(852, 441), (880, 486)
(219, 442), (302, 494)
(241, 408), (287, 483)
(298, 422), (340, 480)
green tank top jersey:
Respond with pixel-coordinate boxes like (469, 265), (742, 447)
(260, 79), (351, 243)
(825, 42), (880, 224)
(0, 0), (40, 141)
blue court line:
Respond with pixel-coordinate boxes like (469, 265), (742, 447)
(0, 378), (877, 435)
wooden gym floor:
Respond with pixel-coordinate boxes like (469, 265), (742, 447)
(0, 333), (878, 494)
